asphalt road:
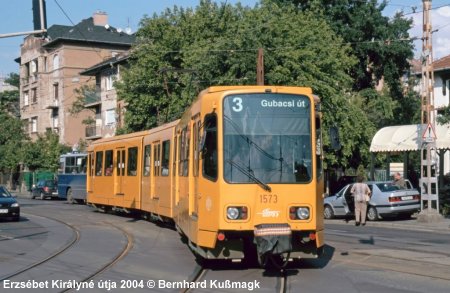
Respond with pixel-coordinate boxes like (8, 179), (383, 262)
(1, 197), (449, 293)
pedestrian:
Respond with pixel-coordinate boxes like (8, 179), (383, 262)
(393, 172), (406, 189)
(350, 175), (371, 226)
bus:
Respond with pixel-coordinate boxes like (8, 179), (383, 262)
(58, 152), (87, 203)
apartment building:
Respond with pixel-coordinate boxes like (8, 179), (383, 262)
(18, 11), (135, 146)
(79, 52), (130, 140)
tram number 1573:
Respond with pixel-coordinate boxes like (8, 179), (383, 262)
(260, 194), (278, 204)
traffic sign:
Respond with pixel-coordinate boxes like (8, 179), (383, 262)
(422, 123), (437, 142)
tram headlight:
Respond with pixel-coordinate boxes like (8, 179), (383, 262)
(226, 206), (248, 220)
(290, 206), (310, 220)
(227, 207), (240, 220)
(297, 207), (310, 220)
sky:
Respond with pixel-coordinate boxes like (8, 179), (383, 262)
(1, 0), (450, 77)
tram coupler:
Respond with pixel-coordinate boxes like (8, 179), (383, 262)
(253, 224), (292, 261)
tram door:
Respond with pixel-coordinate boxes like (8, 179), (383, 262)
(115, 148), (125, 195)
(191, 118), (201, 218)
(87, 152), (93, 193)
(142, 144), (151, 201)
(151, 141), (160, 200)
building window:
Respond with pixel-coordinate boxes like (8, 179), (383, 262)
(443, 79), (448, 97)
(105, 109), (116, 125)
(31, 117), (38, 133)
(24, 91), (29, 106)
(31, 88), (37, 103)
(105, 69), (117, 90)
(43, 56), (47, 72)
(52, 108), (59, 128)
(53, 83), (59, 100)
(30, 59), (37, 75)
(53, 54), (59, 70)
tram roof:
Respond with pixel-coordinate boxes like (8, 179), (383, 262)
(205, 86), (313, 94)
(370, 123), (450, 153)
(89, 120), (179, 145)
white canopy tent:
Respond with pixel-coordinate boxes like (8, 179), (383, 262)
(369, 124), (450, 183)
(370, 124), (450, 153)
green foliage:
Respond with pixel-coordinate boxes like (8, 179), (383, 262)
(117, 0), (418, 170)
(0, 89), (20, 117)
(0, 111), (28, 172)
(5, 72), (19, 88)
(118, 0), (368, 168)
(356, 164), (367, 181)
(69, 84), (97, 124)
(22, 130), (69, 172)
(437, 106), (450, 125)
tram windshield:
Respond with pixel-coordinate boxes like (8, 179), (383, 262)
(223, 93), (312, 184)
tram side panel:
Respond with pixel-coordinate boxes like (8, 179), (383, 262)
(141, 126), (176, 219)
(88, 137), (143, 211)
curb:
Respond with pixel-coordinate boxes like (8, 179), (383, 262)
(325, 218), (450, 234)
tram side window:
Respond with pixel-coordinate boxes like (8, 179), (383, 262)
(78, 156), (87, 174)
(202, 114), (217, 180)
(104, 150), (113, 176)
(315, 115), (323, 180)
(143, 145), (151, 177)
(127, 147), (138, 176)
(193, 120), (200, 177)
(154, 143), (161, 176)
(95, 151), (103, 176)
(173, 136), (177, 176)
(89, 153), (94, 176)
(161, 140), (170, 176)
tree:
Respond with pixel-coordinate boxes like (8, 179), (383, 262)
(0, 111), (28, 187)
(5, 72), (20, 88)
(117, 0), (371, 168)
(22, 130), (70, 172)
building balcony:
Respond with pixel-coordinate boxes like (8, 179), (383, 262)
(45, 99), (59, 109)
(85, 125), (102, 139)
(84, 90), (101, 108)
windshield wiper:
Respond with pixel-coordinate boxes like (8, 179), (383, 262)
(226, 159), (271, 192)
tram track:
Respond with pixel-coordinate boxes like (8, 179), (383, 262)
(0, 212), (81, 281)
(61, 221), (134, 293)
(1, 212), (135, 293)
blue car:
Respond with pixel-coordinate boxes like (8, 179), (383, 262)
(0, 185), (20, 222)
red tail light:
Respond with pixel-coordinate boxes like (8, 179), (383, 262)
(389, 196), (401, 203)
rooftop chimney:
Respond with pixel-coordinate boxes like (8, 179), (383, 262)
(93, 11), (108, 26)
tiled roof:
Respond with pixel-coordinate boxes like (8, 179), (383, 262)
(43, 17), (135, 47)
(80, 51), (131, 75)
(433, 54), (450, 71)
(409, 54), (450, 75)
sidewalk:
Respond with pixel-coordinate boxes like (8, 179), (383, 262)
(325, 213), (450, 234)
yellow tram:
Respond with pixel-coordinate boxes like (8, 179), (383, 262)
(87, 86), (325, 267)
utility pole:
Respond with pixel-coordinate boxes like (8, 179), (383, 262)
(418, 0), (442, 222)
(0, 0), (47, 39)
(256, 48), (264, 85)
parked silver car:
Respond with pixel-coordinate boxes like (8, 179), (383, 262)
(324, 180), (420, 221)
